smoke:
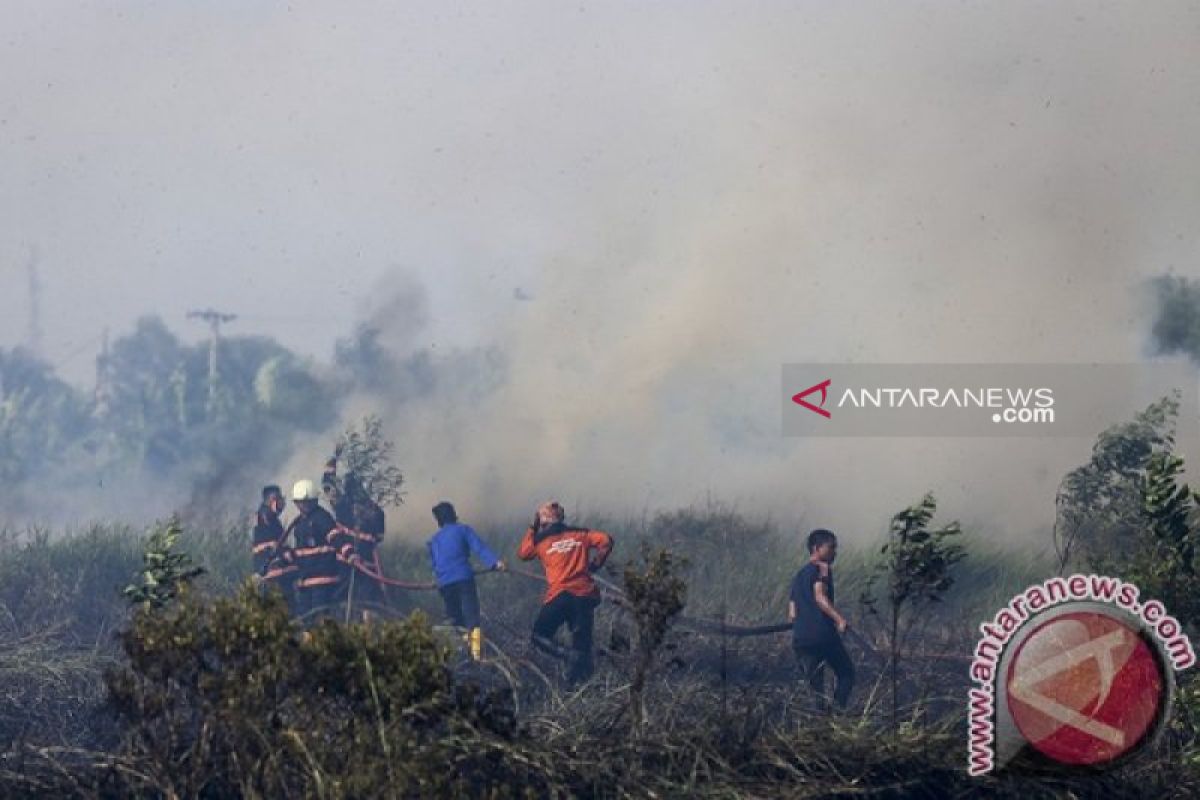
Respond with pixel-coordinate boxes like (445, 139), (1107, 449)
(287, 2), (1200, 544)
(8, 3), (1200, 544)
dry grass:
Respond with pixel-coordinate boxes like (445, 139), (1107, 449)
(0, 508), (1194, 798)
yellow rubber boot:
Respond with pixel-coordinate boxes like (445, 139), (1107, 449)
(469, 627), (484, 661)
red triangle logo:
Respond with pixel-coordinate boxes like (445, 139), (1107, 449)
(792, 379), (832, 418)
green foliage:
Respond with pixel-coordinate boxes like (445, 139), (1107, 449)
(106, 583), (529, 798)
(1104, 450), (1200, 632)
(334, 414), (405, 507)
(1070, 446), (1200, 764)
(862, 493), (967, 618)
(121, 518), (205, 611)
(1055, 395), (1179, 572)
(1173, 675), (1200, 769)
(1140, 452), (1198, 570)
(622, 545), (688, 729)
(623, 546), (688, 657)
(1126, 452), (1200, 783)
(862, 492), (966, 725)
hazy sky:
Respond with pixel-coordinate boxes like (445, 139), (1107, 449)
(5, 2), (1200, 539)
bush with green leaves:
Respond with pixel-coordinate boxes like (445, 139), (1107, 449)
(861, 492), (966, 726)
(333, 414), (405, 508)
(121, 517), (205, 611)
(622, 545), (687, 730)
(105, 582), (540, 798)
(1126, 450), (1200, 626)
(1054, 395), (1179, 573)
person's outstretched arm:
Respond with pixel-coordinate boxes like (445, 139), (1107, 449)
(464, 525), (502, 570)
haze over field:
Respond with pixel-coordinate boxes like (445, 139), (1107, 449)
(4, 2), (1200, 539)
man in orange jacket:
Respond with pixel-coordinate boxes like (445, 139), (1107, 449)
(518, 500), (613, 683)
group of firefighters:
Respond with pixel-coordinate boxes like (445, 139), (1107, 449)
(251, 462), (616, 683)
(251, 464), (854, 704)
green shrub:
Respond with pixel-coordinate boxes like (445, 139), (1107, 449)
(106, 582), (532, 798)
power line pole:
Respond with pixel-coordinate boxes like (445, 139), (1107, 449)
(187, 308), (237, 419)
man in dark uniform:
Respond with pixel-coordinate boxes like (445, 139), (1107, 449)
(252, 485), (286, 575)
(284, 479), (349, 619)
(345, 472), (387, 609)
(252, 485), (298, 613)
(322, 457), (356, 528)
(790, 528), (855, 710)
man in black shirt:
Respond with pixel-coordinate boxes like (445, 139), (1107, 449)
(789, 528), (855, 710)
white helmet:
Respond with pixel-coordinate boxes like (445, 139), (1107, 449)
(292, 479), (319, 501)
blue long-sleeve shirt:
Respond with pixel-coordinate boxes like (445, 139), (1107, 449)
(427, 523), (501, 587)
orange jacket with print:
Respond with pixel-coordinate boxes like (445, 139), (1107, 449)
(518, 523), (614, 603)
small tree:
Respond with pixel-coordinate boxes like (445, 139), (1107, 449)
(1125, 451), (1200, 763)
(861, 492), (966, 727)
(622, 545), (687, 732)
(122, 517), (205, 611)
(1124, 450), (1200, 630)
(1054, 395), (1179, 573)
(334, 414), (405, 507)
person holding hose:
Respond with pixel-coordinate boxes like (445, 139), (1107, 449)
(789, 528), (855, 711)
(427, 501), (505, 660)
(285, 479), (351, 620)
(518, 500), (613, 684)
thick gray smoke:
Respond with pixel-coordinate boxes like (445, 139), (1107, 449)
(7, 3), (1200, 544)
(270, 2), (1200, 545)
(273, 3), (1200, 545)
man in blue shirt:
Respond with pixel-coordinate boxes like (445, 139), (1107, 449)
(428, 501), (505, 657)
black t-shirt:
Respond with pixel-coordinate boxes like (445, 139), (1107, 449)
(791, 562), (837, 646)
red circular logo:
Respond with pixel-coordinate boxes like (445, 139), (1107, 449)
(1005, 611), (1166, 766)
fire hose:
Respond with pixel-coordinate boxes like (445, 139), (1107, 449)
(319, 530), (964, 660)
(338, 553), (803, 639)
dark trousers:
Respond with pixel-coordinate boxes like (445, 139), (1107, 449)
(532, 592), (601, 683)
(439, 578), (481, 629)
(296, 582), (340, 620)
(794, 636), (855, 709)
(347, 567), (386, 607)
(261, 575), (298, 617)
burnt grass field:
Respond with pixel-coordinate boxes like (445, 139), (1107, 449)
(0, 504), (1197, 799)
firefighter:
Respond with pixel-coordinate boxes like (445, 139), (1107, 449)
(345, 471), (387, 611)
(252, 485), (297, 612)
(322, 457), (356, 528)
(428, 501), (504, 659)
(252, 484), (286, 575)
(518, 500), (613, 683)
(284, 479), (350, 620)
